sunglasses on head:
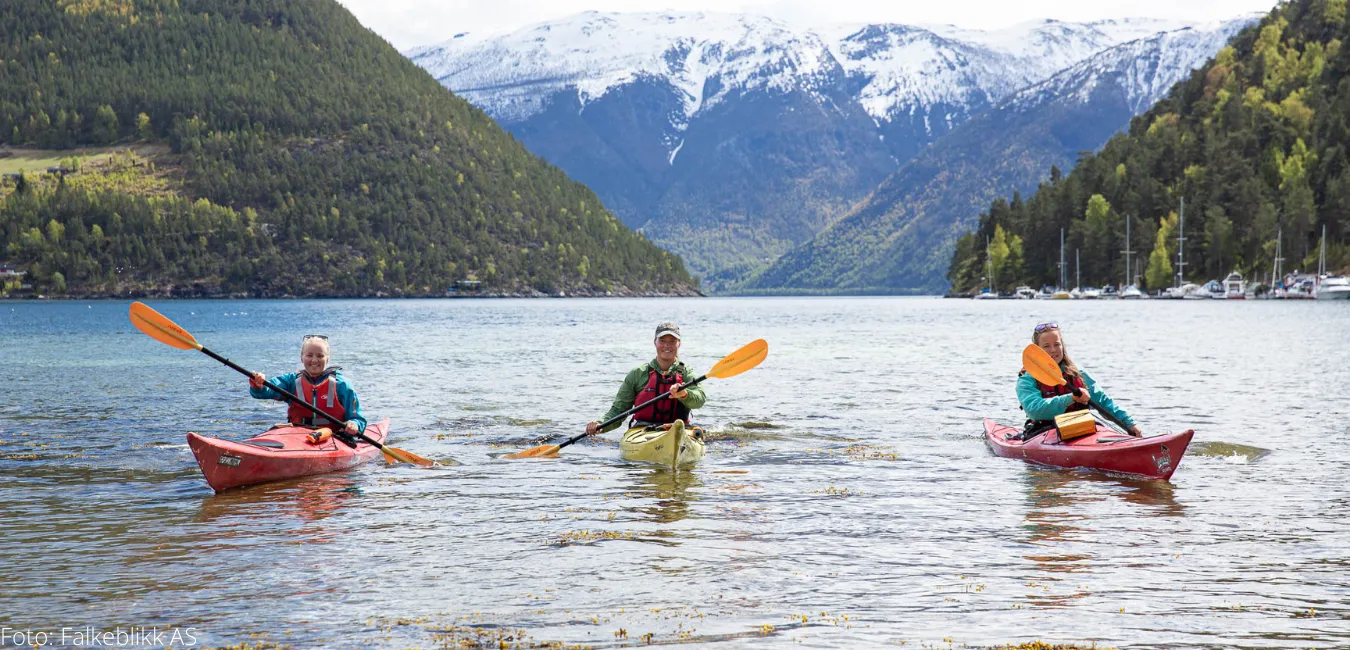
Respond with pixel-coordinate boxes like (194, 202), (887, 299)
(303, 334), (328, 341)
(1033, 322), (1058, 332)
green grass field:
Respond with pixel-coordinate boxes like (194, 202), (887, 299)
(0, 146), (134, 174)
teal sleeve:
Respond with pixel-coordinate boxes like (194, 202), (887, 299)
(1016, 373), (1075, 421)
(335, 376), (367, 434)
(598, 366), (644, 432)
(250, 372), (298, 401)
(1080, 370), (1135, 428)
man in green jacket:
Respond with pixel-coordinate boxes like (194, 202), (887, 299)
(585, 322), (707, 435)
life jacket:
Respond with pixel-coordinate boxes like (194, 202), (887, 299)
(1019, 369), (1088, 435)
(1037, 373), (1089, 410)
(631, 366), (690, 425)
(288, 370), (346, 427)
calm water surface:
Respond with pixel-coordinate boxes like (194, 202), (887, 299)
(1, 297), (1347, 649)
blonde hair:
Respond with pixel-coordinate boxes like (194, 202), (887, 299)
(1032, 325), (1081, 379)
(300, 336), (331, 360)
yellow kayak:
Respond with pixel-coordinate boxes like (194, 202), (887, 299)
(619, 420), (705, 468)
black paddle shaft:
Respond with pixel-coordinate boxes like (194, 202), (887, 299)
(551, 374), (709, 452)
(1064, 384), (1132, 433)
(199, 345), (374, 449)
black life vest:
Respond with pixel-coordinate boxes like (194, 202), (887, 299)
(631, 367), (690, 425)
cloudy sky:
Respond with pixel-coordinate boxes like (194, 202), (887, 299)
(339, 0), (1282, 50)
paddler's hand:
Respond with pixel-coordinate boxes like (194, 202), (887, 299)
(249, 372), (266, 389)
(344, 421), (360, 436)
(585, 421), (600, 436)
(1071, 390), (1090, 405)
(670, 382), (688, 400)
(1127, 425), (1143, 437)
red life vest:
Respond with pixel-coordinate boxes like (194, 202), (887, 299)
(1037, 374), (1089, 413)
(631, 367), (690, 425)
(288, 371), (346, 427)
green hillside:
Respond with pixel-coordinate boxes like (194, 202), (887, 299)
(0, 0), (695, 297)
(948, 0), (1350, 293)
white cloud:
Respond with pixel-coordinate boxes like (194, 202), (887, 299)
(339, 0), (1280, 50)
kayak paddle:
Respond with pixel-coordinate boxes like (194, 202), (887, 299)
(1021, 343), (1133, 433)
(129, 301), (435, 467)
(503, 338), (769, 459)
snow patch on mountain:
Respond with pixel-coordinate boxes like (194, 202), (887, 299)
(408, 11), (837, 124)
(1005, 16), (1259, 114)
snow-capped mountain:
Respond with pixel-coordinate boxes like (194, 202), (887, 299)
(410, 13), (838, 130)
(407, 11), (1258, 288)
(750, 16), (1259, 294)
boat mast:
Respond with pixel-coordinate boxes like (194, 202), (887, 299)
(1319, 224), (1328, 277)
(1176, 197), (1187, 287)
(1059, 228), (1066, 290)
(1122, 213), (1135, 287)
(1076, 248), (1080, 290)
(1273, 227), (1283, 289)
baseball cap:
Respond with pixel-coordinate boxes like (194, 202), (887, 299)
(654, 322), (681, 340)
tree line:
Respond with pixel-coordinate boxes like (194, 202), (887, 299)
(948, 0), (1350, 293)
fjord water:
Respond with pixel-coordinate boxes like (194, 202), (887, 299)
(1, 297), (1346, 649)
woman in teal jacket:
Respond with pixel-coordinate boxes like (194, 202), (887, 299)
(1017, 322), (1142, 437)
(248, 334), (367, 437)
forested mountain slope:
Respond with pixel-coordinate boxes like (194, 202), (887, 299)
(0, 0), (694, 297)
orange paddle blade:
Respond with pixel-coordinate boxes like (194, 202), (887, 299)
(380, 445), (437, 467)
(706, 339), (768, 379)
(129, 302), (201, 351)
(1021, 344), (1065, 387)
(501, 444), (561, 459)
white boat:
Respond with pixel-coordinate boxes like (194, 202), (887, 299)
(1285, 275), (1317, 299)
(1079, 286), (1101, 299)
(1119, 284), (1143, 299)
(1014, 286), (1037, 300)
(1314, 225), (1350, 300)
(1163, 283), (1197, 299)
(1100, 284), (1119, 299)
(1223, 271), (1246, 299)
(973, 289), (999, 300)
(1317, 275), (1350, 300)
(1193, 280), (1225, 299)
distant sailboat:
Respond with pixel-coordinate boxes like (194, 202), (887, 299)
(1315, 224), (1350, 300)
(1053, 229), (1070, 298)
(1120, 213), (1141, 299)
(974, 235), (998, 299)
(1164, 198), (1192, 298)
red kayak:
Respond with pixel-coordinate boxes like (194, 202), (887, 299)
(187, 419), (391, 492)
(983, 418), (1193, 480)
